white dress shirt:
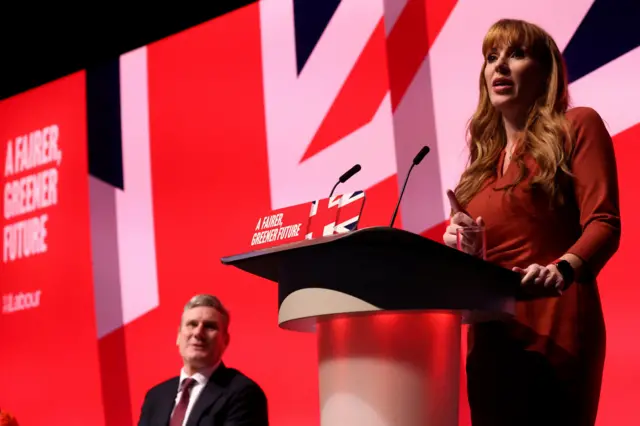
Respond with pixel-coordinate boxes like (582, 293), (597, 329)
(171, 362), (220, 426)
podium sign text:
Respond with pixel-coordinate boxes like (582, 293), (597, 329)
(249, 191), (365, 250)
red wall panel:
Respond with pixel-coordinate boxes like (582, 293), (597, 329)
(0, 72), (105, 425)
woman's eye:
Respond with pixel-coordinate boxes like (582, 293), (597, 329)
(511, 48), (525, 58)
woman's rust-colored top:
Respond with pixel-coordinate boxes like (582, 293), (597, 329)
(465, 106), (621, 360)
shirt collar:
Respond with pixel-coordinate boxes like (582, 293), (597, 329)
(178, 361), (221, 390)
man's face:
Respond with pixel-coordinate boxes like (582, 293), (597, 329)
(177, 306), (229, 371)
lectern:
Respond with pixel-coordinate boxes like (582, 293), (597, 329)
(221, 226), (520, 426)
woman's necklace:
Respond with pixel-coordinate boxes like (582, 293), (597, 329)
(506, 144), (515, 160)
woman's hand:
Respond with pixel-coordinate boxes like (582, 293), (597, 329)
(512, 263), (564, 294)
(443, 213), (484, 249)
(443, 189), (484, 251)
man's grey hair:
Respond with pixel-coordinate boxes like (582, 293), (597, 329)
(181, 294), (230, 331)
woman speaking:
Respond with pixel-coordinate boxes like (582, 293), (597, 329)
(443, 19), (621, 426)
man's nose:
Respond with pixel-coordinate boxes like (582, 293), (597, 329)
(193, 323), (205, 336)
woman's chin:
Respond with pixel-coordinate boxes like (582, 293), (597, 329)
(490, 95), (515, 109)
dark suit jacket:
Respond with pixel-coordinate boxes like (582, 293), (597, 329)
(137, 363), (268, 426)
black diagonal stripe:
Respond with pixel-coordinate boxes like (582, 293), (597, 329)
(294, 0), (342, 75)
(564, 0), (640, 83)
(86, 60), (124, 190)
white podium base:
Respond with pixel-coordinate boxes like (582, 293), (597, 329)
(317, 312), (461, 426)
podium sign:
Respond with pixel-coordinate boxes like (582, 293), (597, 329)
(248, 191), (366, 251)
(250, 202), (310, 248)
(306, 190), (365, 239)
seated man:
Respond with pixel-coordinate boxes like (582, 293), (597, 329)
(138, 294), (268, 426)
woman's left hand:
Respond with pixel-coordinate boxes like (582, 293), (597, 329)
(512, 263), (564, 294)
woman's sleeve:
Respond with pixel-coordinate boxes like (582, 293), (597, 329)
(565, 107), (621, 277)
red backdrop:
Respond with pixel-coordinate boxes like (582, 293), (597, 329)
(0, 72), (105, 425)
(1, 1), (638, 425)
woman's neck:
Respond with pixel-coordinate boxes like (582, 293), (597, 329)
(502, 110), (527, 145)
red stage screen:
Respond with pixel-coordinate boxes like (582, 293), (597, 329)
(1, 1), (639, 425)
(0, 72), (106, 425)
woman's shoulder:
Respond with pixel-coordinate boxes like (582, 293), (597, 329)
(565, 106), (607, 129)
(565, 106), (611, 141)
(564, 106), (613, 158)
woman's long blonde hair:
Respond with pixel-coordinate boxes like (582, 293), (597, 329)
(454, 19), (573, 208)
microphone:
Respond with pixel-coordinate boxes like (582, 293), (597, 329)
(389, 146), (430, 227)
(329, 164), (362, 197)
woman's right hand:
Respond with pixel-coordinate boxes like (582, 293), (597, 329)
(443, 212), (483, 248)
(442, 189), (484, 250)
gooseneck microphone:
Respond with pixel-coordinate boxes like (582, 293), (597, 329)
(389, 146), (431, 227)
(329, 164), (362, 197)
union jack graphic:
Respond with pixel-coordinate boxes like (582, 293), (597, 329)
(260, 0), (640, 235)
(80, 1), (640, 426)
(305, 191), (366, 239)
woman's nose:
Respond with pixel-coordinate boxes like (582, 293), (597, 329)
(495, 55), (510, 74)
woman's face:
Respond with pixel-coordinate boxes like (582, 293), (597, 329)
(483, 44), (544, 117)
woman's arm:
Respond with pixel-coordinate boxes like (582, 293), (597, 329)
(563, 106), (621, 280)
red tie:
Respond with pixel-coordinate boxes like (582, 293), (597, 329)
(170, 377), (196, 426)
